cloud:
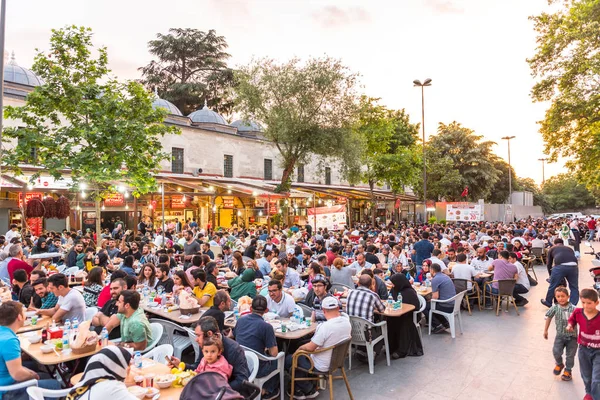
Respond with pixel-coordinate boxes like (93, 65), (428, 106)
(424, 0), (464, 15)
(311, 6), (371, 28)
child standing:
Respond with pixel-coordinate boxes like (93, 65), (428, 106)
(543, 287), (577, 381)
(195, 335), (233, 380)
(567, 288), (600, 400)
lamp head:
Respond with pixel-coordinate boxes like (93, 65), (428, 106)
(413, 79), (422, 86)
(423, 78), (432, 85)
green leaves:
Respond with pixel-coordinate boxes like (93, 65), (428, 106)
(528, 0), (600, 191)
(3, 26), (179, 199)
(541, 173), (596, 212)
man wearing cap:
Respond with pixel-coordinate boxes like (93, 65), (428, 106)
(285, 296), (351, 399)
(234, 296), (280, 400)
(302, 274), (336, 323)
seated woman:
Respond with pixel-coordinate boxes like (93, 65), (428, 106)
(137, 263), (157, 289)
(83, 267), (105, 307)
(227, 268), (257, 301)
(388, 273), (424, 359)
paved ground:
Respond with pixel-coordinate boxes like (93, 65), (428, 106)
(317, 244), (599, 400)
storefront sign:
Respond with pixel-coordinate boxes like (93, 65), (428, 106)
(249, 216), (256, 223)
(171, 195), (188, 209)
(222, 196), (235, 209)
(307, 205), (347, 231)
(446, 203), (484, 222)
(266, 201), (277, 215)
(336, 197), (347, 204)
(294, 215), (300, 223)
(104, 193), (125, 206)
(18, 192), (43, 208)
(376, 202), (386, 210)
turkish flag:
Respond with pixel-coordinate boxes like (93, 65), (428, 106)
(461, 187), (469, 197)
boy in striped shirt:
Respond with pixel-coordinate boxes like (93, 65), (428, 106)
(544, 287), (576, 381)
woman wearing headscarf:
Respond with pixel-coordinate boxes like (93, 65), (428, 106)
(387, 273), (424, 359)
(227, 268), (257, 301)
(67, 346), (135, 400)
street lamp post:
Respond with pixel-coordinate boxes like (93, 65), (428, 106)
(538, 158), (547, 185)
(501, 136), (516, 222)
(413, 78), (432, 222)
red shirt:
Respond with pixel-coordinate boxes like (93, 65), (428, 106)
(7, 258), (33, 282)
(325, 250), (336, 266)
(568, 308), (600, 348)
(97, 285), (111, 308)
(589, 220), (597, 230)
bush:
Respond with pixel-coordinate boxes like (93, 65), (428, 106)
(428, 216), (438, 224)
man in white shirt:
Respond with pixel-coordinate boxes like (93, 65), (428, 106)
(508, 252), (530, 306)
(47, 273), (86, 323)
(266, 280), (296, 318)
(531, 235), (546, 249)
(348, 253), (372, 273)
(451, 253), (481, 291)
(4, 225), (19, 245)
(285, 297), (351, 399)
(427, 249), (449, 274)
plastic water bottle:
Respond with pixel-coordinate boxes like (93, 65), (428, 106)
(134, 351), (142, 368)
(101, 327), (109, 347)
(64, 319), (71, 333)
(397, 293), (403, 308)
(62, 330), (70, 350)
(72, 317), (79, 331)
(387, 293), (394, 310)
(233, 306), (239, 320)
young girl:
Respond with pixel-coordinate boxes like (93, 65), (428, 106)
(172, 270), (193, 294)
(195, 335), (233, 380)
(543, 287), (577, 381)
(138, 263), (157, 288)
(567, 288), (600, 400)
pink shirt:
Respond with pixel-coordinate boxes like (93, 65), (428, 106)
(568, 308), (600, 348)
(195, 355), (233, 380)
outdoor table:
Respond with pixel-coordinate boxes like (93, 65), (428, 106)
(413, 286), (432, 297)
(71, 359), (183, 400)
(27, 253), (63, 260)
(225, 317), (316, 340)
(19, 333), (109, 385)
(378, 303), (415, 317)
(17, 315), (52, 334)
(142, 304), (207, 325)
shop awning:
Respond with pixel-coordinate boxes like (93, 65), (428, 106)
(290, 183), (417, 202)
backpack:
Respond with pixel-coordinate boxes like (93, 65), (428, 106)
(180, 372), (244, 400)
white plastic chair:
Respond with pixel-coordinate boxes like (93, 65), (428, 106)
(85, 307), (98, 321)
(348, 316), (390, 374)
(0, 380), (37, 397)
(296, 303), (313, 318)
(56, 265), (66, 273)
(413, 294), (427, 342)
(428, 290), (467, 339)
(149, 318), (192, 359)
(144, 344), (174, 364)
(141, 322), (164, 354)
(27, 386), (72, 400)
(63, 267), (79, 276)
(245, 350), (259, 382)
(241, 346), (285, 400)
(184, 327), (200, 362)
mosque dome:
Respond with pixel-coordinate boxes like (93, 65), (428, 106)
(231, 119), (263, 133)
(3, 53), (42, 87)
(152, 97), (183, 116)
(188, 101), (227, 125)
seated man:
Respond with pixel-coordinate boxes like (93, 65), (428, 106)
(168, 316), (250, 395)
(47, 273), (86, 323)
(203, 290), (231, 333)
(487, 251), (518, 305)
(97, 270), (128, 308)
(106, 290), (152, 351)
(348, 253), (372, 274)
(234, 296), (280, 400)
(508, 252), (530, 306)
(192, 269), (217, 307)
(266, 279), (296, 318)
(275, 258), (301, 289)
(155, 263), (174, 293)
(91, 278), (126, 339)
(302, 274), (336, 323)
(425, 263), (456, 334)
(0, 301), (61, 400)
(346, 275), (385, 323)
(12, 270), (34, 307)
(285, 297), (351, 399)
(6, 246), (32, 283)
(449, 253), (481, 292)
(28, 278), (58, 315)
(360, 269), (389, 299)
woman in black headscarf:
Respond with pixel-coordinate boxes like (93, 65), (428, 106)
(387, 273), (424, 359)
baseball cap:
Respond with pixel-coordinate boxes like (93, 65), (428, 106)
(321, 297), (339, 310)
(311, 274), (329, 286)
(252, 295), (268, 312)
(286, 248), (295, 255)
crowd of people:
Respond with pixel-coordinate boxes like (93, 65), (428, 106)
(0, 214), (599, 399)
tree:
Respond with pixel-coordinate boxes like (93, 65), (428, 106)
(413, 145), (462, 202)
(542, 173), (596, 212)
(139, 28), (234, 116)
(528, 0), (600, 191)
(235, 57), (360, 192)
(3, 26), (179, 235)
(420, 122), (500, 201)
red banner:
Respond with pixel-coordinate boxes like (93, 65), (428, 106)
(28, 218), (42, 236)
(395, 199), (401, 209)
(104, 193), (125, 206)
(267, 201), (277, 215)
(222, 197), (235, 209)
(18, 192), (43, 208)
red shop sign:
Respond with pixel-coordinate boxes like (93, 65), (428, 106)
(222, 196), (235, 209)
(18, 192), (43, 208)
(171, 195), (188, 209)
(104, 193), (125, 206)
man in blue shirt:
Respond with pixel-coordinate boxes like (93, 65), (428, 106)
(425, 263), (456, 334)
(234, 296), (279, 400)
(257, 250), (274, 277)
(412, 232), (434, 274)
(0, 301), (61, 400)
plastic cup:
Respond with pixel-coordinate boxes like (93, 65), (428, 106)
(134, 375), (144, 387)
(145, 374), (155, 388)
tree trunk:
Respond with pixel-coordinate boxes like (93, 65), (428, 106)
(95, 197), (102, 245)
(369, 180), (376, 227)
(278, 156), (297, 193)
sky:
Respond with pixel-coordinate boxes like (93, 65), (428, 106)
(4, 0), (566, 185)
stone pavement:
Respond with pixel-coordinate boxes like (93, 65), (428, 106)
(317, 244), (599, 400)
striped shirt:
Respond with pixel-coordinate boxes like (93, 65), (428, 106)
(546, 303), (576, 337)
(346, 286), (385, 322)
